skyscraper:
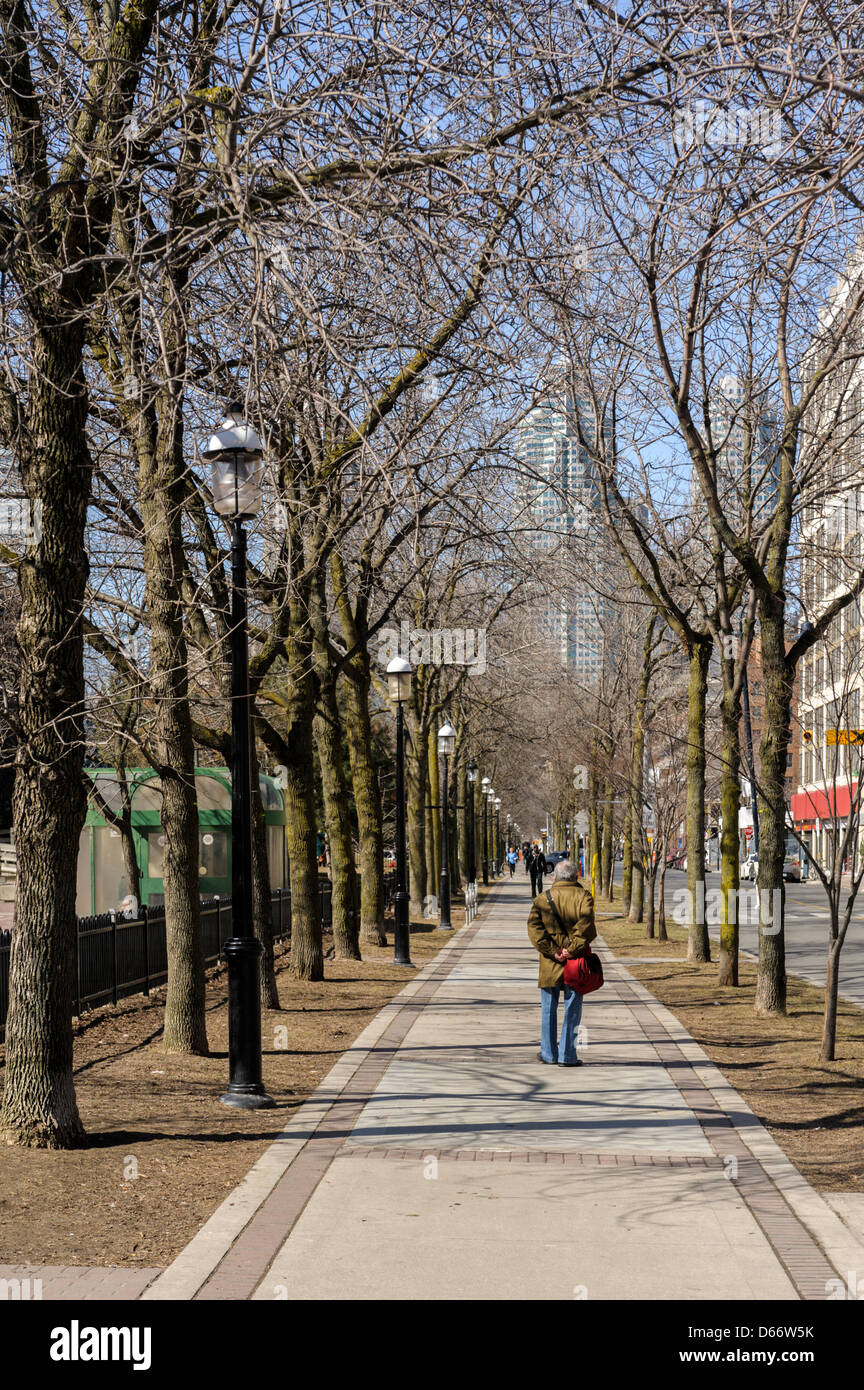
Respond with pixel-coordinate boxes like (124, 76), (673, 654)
(706, 373), (780, 527)
(518, 377), (613, 677)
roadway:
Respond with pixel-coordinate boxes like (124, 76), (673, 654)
(608, 864), (864, 1008)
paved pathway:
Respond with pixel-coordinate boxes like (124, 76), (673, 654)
(11, 882), (864, 1301)
(138, 882), (864, 1302)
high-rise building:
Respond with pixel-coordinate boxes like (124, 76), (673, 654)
(517, 378), (613, 677)
(792, 250), (864, 869)
(690, 374), (780, 528)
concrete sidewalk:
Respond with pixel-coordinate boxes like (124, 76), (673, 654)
(136, 881), (864, 1302)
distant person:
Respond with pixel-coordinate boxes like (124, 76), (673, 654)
(527, 859), (596, 1066)
(507, 848), (518, 877)
(529, 845), (548, 896)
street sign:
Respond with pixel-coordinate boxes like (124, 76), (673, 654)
(826, 729), (864, 746)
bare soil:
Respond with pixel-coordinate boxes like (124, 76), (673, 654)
(598, 904), (864, 1192)
(0, 914), (458, 1268)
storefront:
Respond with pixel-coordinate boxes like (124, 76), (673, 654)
(791, 785), (858, 872)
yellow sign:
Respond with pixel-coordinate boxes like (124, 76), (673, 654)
(826, 729), (864, 746)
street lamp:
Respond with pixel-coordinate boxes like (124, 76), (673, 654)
(437, 722), (456, 931)
(387, 657), (414, 967)
(487, 786), (496, 875)
(467, 758), (478, 886)
(481, 776), (491, 885)
(205, 400), (273, 1110)
(494, 796), (501, 875)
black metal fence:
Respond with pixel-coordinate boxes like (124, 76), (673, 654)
(0, 879), (335, 1040)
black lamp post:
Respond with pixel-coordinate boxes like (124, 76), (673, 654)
(387, 657), (414, 966)
(206, 400), (273, 1110)
(481, 776), (490, 884)
(494, 797), (501, 874)
(486, 784), (496, 875)
(467, 758), (478, 885)
(437, 722), (456, 931)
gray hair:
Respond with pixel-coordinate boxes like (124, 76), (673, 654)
(553, 859), (580, 882)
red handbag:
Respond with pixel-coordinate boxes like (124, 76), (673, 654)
(545, 890), (604, 995)
(563, 953), (604, 994)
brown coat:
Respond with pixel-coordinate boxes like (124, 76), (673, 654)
(527, 880), (597, 989)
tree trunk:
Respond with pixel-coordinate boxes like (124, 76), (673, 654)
(629, 843), (644, 923)
(342, 648), (386, 946)
(159, 771), (208, 1052)
(119, 817), (141, 908)
(251, 750), (280, 1009)
(622, 797), (633, 907)
(1, 327), (89, 1147)
(457, 755), (469, 886)
(658, 856), (668, 941)
(407, 715), (428, 920)
(258, 612), (324, 982)
(754, 603), (789, 1015)
(629, 617), (655, 923)
(601, 779), (613, 901)
(685, 638), (711, 962)
(588, 765), (600, 898)
(717, 685), (742, 987)
(820, 934), (842, 1061)
(426, 728), (440, 895)
(311, 627), (361, 959)
(645, 870), (655, 938)
(141, 417), (208, 1055)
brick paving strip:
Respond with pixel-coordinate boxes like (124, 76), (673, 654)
(337, 1145), (721, 1167)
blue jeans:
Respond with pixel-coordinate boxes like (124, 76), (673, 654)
(540, 986), (583, 1064)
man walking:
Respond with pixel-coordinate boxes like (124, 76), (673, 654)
(527, 859), (596, 1066)
(528, 843), (547, 896)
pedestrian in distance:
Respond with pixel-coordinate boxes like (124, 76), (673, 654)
(527, 859), (596, 1066)
(529, 844), (548, 895)
(507, 847), (518, 876)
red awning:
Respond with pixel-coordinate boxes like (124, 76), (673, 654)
(791, 783), (858, 821)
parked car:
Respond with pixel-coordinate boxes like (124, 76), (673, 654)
(665, 850), (686, 869)
(543, 850), (568, 869)
(741, 853), (758, 881)
(783, 850), (802, 882)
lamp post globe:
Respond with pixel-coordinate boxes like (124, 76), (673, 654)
(386, 657), (414, 966)
(203, 400), (272, 1109)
